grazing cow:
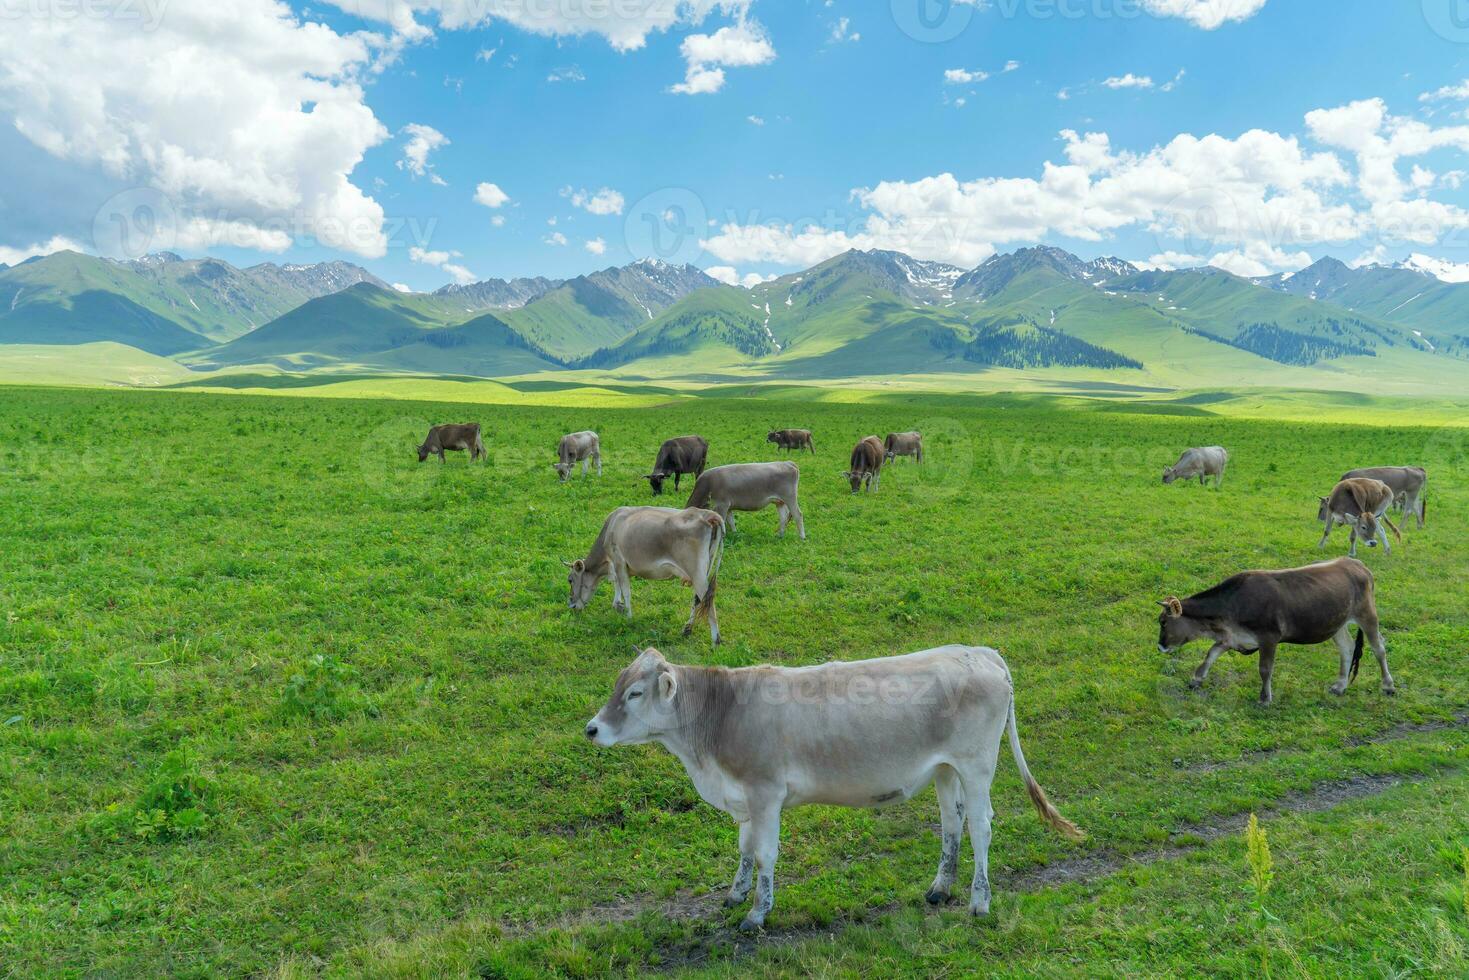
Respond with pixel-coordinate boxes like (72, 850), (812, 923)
(1342, 466), (1427, 529)
(884, 431), (923, 464)
(554, 431), (602, 482)
(418, 423), (485, 463)
(645, 435), (709, 496)
(1157, 557), (1394, 704)
(1319, 478), (1401, 557)
(845, 436), (884, 493)
(564, 506), (725, 644)
(766, 429), (815, 455)
(684, 462), (806, 540)
(584, 645), (1082, 931)
(1162, 446), (1228, 488)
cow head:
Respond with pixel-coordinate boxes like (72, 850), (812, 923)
(1317, 496), (1330, 522)
(564, 558), (602, 609)
(1161, 466), (1178, 485)
(553, 461), (573, 482)
(883, 450), (897, 464)
(1354, 509), (1383, 546)
(416, 444), (431, 463)
(843, 470), (864, 493)
(644, 471), (669, 495)
(585, 647), (679, 747)
(1156, 596), (1199, 652)
(766, 431), (779, 443)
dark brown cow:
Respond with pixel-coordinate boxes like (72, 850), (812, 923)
(766, 429), (815, 454)
(418, 423), (485, 463)
(845, 435), (884, 493)
(1157, 557), (1394, 704)
(645, 435), (709, 495)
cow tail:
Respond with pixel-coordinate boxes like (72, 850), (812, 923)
(1381, 512), (1402, 543)
(1350, 628), (1365, 682)
(1002, 663), (1084, 842)
(694, 514), (724, 624)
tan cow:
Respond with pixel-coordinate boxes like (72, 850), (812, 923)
(684, 462), (805, 540)
(554, 431), (602, 481)
(565, 506), (726, 644)
(1341, 466), (1427, 529)
(1318, 478), (1401, 557)
(584, 645), (1082, 931)
(418, 423), (485, 463)
(845, 436), (884, 493)
(884, 431), (923, 464)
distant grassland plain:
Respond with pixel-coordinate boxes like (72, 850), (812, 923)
(1, 382), (1466, 976)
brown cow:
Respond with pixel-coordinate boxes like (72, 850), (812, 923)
(418, 423), (485, 463)
(1157, 557), (1394, 704)
(766, 429), (815, 455)
(1318, 478), (1401, 557)
(845, 436), (884, 493)
(884, 431), (923, 464)
(645, 435), (709, 496)
(1341, 466), (1427, 529)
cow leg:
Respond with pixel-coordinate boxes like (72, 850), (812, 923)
(775, 502), (788, 538)
(738, 803), (781, 932)
(1346, 526), (1358, 558)
(1189, 642), (1229, 689)
(963, 782), (994, 916)
(724, 821), (756, 908)
(926, 767), (965, 905)
(722, 507), (736, 534)
(706, 593), (720, 646)
(1361, 615), (1395, 695)
(1376, 503), (1393, 553)
(1257, 640), (1278, 705)
(612, 563), (632, 617)
(789, 498), (806, 541)
(1329, 626), (1355, 695)
(1318, 521), (1333, 549)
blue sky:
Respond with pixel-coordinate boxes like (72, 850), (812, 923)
(4, 1), (1469, 289)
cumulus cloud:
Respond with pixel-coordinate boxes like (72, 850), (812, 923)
(945, 68), (989, 85)
(0, 235), (86, 267)
(701, 122), (1362, 273)
(0, 1), (391, 258)
(544, 231), (568, 246)
(474, 182), (510, 208)
(1140, 0), (1269, 30)
(409, 245), (475, 284)
(705, 265), (773, 288)
(670, 19), (775, 95)
(565, 186), (625, 216)
(398, 123), (449, 185)
(585, 237), (607, 254)
(1103, 74), (1154, 90)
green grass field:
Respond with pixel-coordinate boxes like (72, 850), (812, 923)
(1, 384), (1466, 977)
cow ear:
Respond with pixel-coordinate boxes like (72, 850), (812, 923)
(1162, 597), (1183, 618)
(658, 669), (677, 702)
(573, 559), (585, 573)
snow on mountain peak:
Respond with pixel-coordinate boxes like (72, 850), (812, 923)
(1395, 253), (1469, 284)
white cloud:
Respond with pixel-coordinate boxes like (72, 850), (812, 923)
(585, 237), (607, 254)
(702, 123), (1359, 273)
(392, 282), (414, 292)
(474, 182), (510, 208)
(491, 215), (507, 227)
(1003, 60), (1021, 73)
(547, 66), (586, 83)
(565, 186), (625, 216)
(830, 17), (860, 43)
(0, 235), (86, 267)
(1161, 69), (1187, 92)
(1420, 79), (1469, 102)
(475, 46), (498, 62)
(670, 20), (775, 95)
(705, 265), (773, 288)
(398, 123), (449, 185)
(0, 1), (391, 258)
(748, 114), (766, 126)
(1103, 74), (1154, 90)
(1140, 0), (1269, 30)
(544, 232), (568, 246)
(409, 245), (475, 284)
(1136, 251), (1206, 271)
(945, 68), (989, 85)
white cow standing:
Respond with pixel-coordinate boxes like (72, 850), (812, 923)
(554, 431), (602, 482)
(584, 645), (1083, 931)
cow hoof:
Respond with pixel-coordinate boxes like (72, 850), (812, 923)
(968, 903), (990, 918)
(1187, 678), (1202, 691)
(737, 917), (763, 934)
(681, 625), (693, 637)
(1329, 683), (1348, 696)
(1383, 686), (1398, 697)
(924, 889), (951, 906)
(723, 894), (746, 909)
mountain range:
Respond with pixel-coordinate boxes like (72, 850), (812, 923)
(4, 245), (1469, 391)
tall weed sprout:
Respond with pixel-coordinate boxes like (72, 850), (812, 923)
(1245, 813), (1275, 978)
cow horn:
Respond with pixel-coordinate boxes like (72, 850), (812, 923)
(1161, 596), (1183, 618)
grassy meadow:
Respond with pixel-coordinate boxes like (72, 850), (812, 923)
(1, 383), (1467, 977)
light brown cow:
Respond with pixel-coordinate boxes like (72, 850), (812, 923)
(565, 506), (726, 644)
(884, 431), (923, 464)
(1341, 466), (1427, 529)
(584, 645), (1082, 931)
(418, 423), (485, 463)
(845, 436), (884, 493)
(684, 462), (805, 540)
(554, 431), (601, 481)
(1318, 478), (1401, 557)
(766, 429), (815, 455)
